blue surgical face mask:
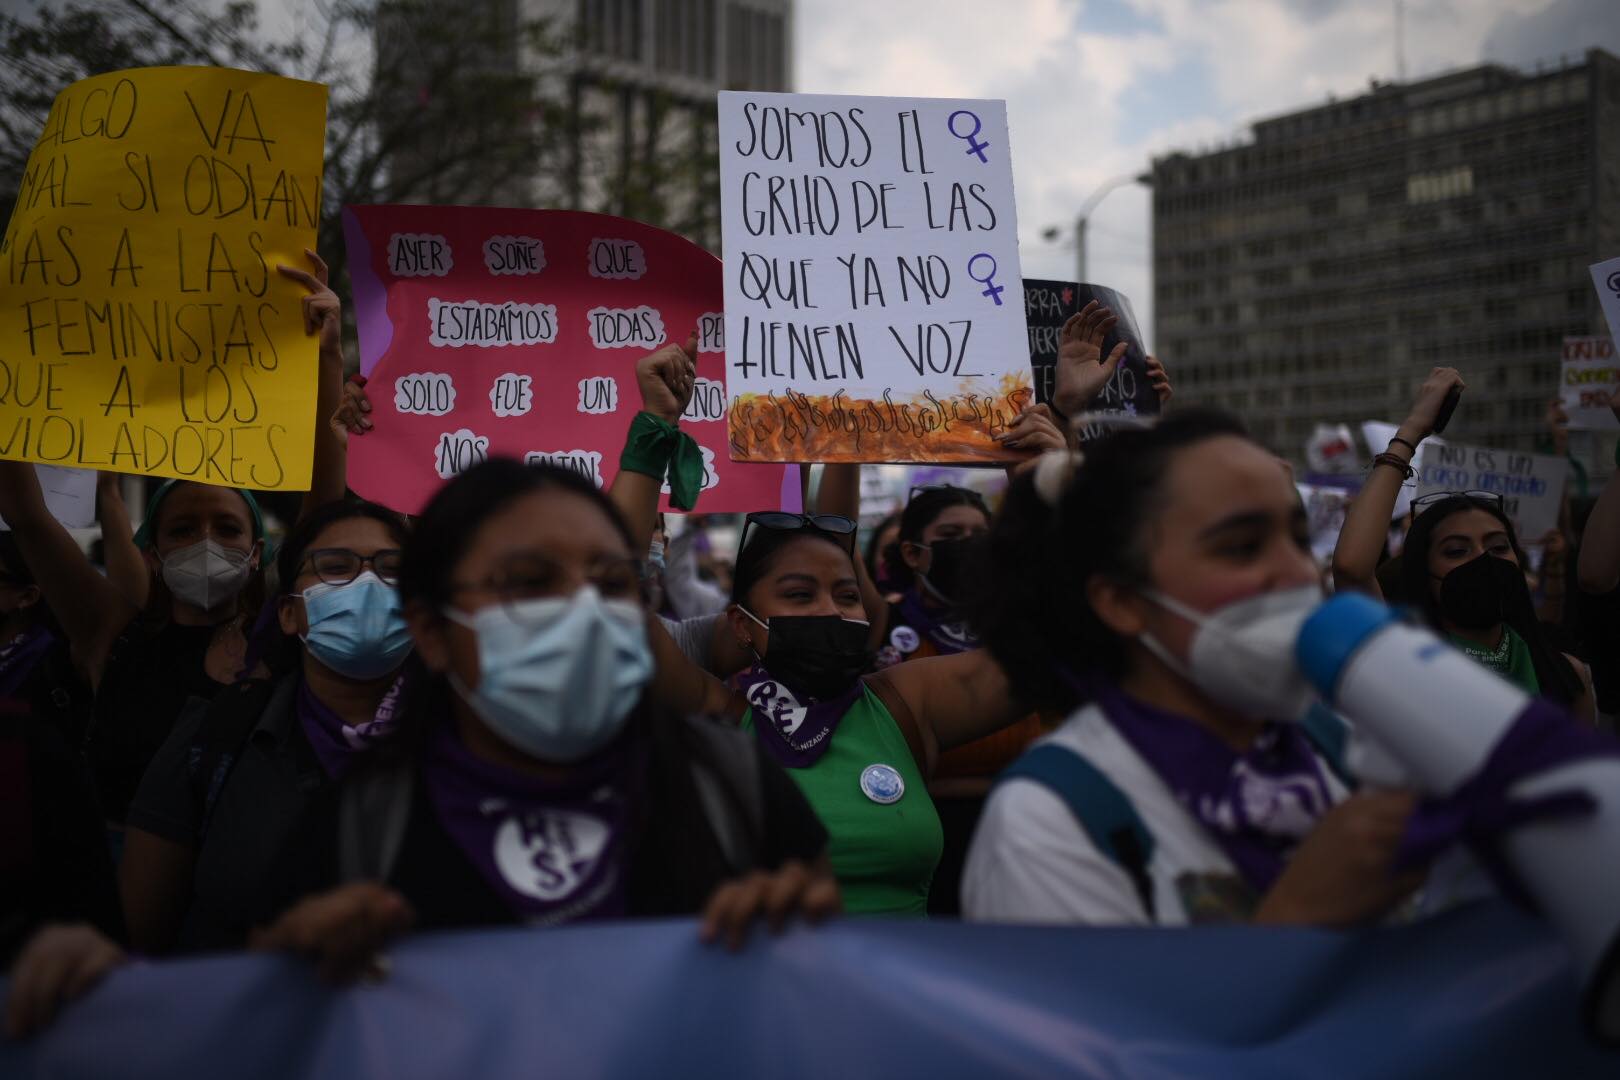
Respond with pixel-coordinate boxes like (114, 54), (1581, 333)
(444, 585), (652, 763)
(301, 571), (414, 680)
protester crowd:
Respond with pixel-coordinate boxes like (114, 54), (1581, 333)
(4, 228), (1620, 1046)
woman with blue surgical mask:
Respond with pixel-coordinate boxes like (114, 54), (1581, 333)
(248, 460), (839, 975)
(119, 500), (413, 953)
(963, 409), (1428, 927)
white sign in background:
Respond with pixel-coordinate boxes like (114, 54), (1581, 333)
(0, 465), (97, 531)
(717, 92), (1027, 456)
(1559, 336), (1619, 431)
(1362, 421), (1565, 541)
(1591, 255), (1620, 350)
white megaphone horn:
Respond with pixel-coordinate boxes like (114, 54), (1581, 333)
(1295, 592), (1620, 1044)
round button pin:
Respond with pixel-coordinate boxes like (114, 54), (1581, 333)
(889, 625), (921, 655)
(860, 763), (905, 805)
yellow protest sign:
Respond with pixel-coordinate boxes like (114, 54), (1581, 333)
(0, 67), (328, 490)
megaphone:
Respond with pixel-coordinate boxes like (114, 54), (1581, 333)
(1295, 592), (1620, 1044)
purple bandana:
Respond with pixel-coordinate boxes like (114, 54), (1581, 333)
(420, 725), (640, 925)
(295, 674), (404, 779)
(1096, 682), (1336, 894)
(1397, 698), (1620, 905)
(734, 665), (864, 769)
(896, 590), (978, 655)
(0, 625), (55, 700)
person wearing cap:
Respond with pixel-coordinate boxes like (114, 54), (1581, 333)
(0, 251), (351, 830)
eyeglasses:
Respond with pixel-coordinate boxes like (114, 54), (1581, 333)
(450, 551), (645, 625)
(739, 512), (858, 558)
(301, 548), (404, 586)
(1412, 490), (1505, 513)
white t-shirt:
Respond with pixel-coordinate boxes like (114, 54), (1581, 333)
(962, 704), (1350, 926)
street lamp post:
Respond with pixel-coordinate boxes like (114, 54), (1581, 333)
(1073, 174), (1139, 283)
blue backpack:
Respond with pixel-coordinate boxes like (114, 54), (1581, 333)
(996, 705), (1352, 920)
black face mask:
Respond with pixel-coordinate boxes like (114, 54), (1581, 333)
(750, 612), (872, 702)
(919, 536), (978, 606)
(1434, 553), (1528, 630)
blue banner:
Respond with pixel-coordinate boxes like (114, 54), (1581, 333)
(2, 900), (1614, 1078)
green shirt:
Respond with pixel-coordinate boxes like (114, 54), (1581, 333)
(1449, 625), (1540, 694)
(741, 684), (942, 916)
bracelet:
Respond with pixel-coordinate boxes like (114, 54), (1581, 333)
(1371, 452), (1415, 480)
(347, 373), (368, 387)
(620, 411), (706, 510)
(1388, 435), (1419, 455)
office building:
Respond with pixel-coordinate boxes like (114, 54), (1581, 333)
(1149, 48), (1620, 471)
(376, 0), (792, 249)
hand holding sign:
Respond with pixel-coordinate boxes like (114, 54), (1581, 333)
(275, 249), (341, 356)
(1144, 354), (1173, 405)
(992, 403), (1067, 454)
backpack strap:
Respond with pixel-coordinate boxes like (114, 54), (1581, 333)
(338, 758), (416, 883)
(186, 678), (283, 838)
(1299, 702), (1357, 789)
(680, 716), (764, 874)
(998, 743), (1157, 920)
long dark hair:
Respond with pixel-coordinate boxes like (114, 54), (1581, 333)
(254, 498), (411, 675)
(882, 487), (989, 592)
(967, 408), (1252, 715)
(391, 457), (637, 752)
(1397, 494), (1581, 705)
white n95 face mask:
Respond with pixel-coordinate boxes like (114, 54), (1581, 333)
(1137, 584), (1326, 721)
(445, 586), (653, 763)
(161, 538), (255, 611)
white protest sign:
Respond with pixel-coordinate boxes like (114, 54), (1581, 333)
(1591, 255), (1620, 349)
(0, 465), (97, 530)
(1413, 441), (1566, 542)
(718, 92), (1030, 463)
(1296, 482), (1351, 562)
(1560, 336), (1619, 430)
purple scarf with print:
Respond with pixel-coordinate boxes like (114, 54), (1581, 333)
(295, 674), (404, 779)
(0, 624), (55, 699)
(419, 725), (641, 925)
(1096, 681), (1336, 894)
(896, 589), (978, 655)
(733, 665), (864, 769)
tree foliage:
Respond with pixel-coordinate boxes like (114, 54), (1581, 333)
(0, 0), (594, 287)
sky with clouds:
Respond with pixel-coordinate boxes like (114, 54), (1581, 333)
(794, 0), (1620, 342)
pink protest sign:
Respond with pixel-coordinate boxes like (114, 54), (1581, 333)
(342, 204), (799, 515)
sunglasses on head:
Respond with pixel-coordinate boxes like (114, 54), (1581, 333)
(739, 511), (858, 557)
(1412, 490), (1505, 513)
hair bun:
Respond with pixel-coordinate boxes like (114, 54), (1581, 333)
(1032, 449), (1083, 507)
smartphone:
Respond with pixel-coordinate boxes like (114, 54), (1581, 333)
(1432, 385), (1462, 435)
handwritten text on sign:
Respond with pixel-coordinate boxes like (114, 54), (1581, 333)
(718, 93), (1029, 463)
(1415, 441), (1567, 541)
(341, 205), (797, 516)
(1559, 336), (1618, 431)
(0, 67), (328, 490)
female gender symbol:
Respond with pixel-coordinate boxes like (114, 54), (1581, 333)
(947, 110), (990, 163)
(967, 253), (1004, 306)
